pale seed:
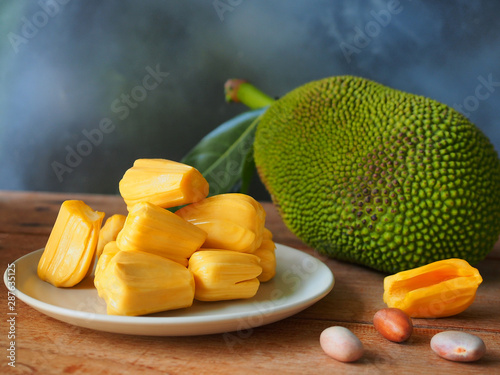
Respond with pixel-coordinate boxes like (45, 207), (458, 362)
(430, 331), (486, 362)
(320, 326), (364, 362)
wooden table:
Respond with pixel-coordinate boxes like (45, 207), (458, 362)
(1, 190), (499, 374)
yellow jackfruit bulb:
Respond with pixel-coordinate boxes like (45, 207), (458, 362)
(96, 214), (126, 260)
(94, 241), (121, 290)
(119, 158), (209, 210)
(254, 239), (276, 282)
(188, 250), (262, 301)
(383, 258), (483, 318)
(96, 250), (195, 316)
(236, 193), (267, 241)
(116, 202), (207, 266)
(176, 193), (266, 253)
(189, 220), (256, 253)
(262, 227), (273, 240)
(37, 200), (105, 287)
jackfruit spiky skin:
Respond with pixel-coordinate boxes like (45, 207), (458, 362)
(254, 75), (500, 273)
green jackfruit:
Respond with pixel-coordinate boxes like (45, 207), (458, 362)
(253, 76), (500, 273)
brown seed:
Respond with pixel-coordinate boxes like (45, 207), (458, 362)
(373, 308), (413, 342)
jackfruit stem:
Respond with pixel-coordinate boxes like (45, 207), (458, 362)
(224, 79), (275, 109)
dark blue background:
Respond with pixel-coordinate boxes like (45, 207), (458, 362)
(1, 0), (499, 200)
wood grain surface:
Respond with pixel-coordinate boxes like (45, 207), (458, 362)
(0, 190), (499, 374)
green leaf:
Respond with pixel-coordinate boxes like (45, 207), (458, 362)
(240, 144), (256, 194)
(181, 108), (266, 196)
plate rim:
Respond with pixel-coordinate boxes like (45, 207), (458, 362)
(5, 243), (334, 334)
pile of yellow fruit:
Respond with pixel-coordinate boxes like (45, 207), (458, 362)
(37, 159), (276, 316)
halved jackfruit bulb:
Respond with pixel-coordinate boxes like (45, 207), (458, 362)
(37, 200), (105, 287)
(96, 250), (195, 316)
(383, 258), (483, 318)
(95, 214), (126, 260)
(119, 158), (209, 210)
(189, 250), (262, 301)
(176, 193), (266, 253)
(116, 202), (207, 266)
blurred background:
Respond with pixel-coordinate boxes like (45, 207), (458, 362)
(1, 0), (499, 200)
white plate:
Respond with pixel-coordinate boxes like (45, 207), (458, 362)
(4, 244), (334, 336)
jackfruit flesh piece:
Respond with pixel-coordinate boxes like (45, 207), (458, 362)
(37, 200), (105, 287)
(253, 238), (276, 282)
(119, 158), (209, 209)
(254, 75), (500, 273)
(188, 250), (262, 301)
(262, 227), (273, 241)
(116, 202), (207, 266)
(96, 214), (126, 260)
(383, 258), (483, 318)
(96, 250), (195, 316)
(176, 193), (266, 253)
(94, 241), (121, 290)
(188, 220), (256, 253)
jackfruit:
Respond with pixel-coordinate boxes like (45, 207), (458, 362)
(116, 202), (207, 266)
(254, 238), (276, 282)
(383, 258), (483, 318)
(94, 241), (121, 290)
(37, 200), (105, 287)
(96, 249), (195, 316)
(253, 75), (500, 273)
(176, 193), (265, 253)
(96, 214), (126, 260)
(188, 250), (262, 301)
(119, 158), (209, 210)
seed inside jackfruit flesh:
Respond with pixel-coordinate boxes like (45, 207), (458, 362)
(37, 200), (105, 287)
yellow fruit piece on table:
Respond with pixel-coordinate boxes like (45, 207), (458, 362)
(254, 238), (276, 282)
(96, 250), (195, 316)
(94, 241), (121, 290)
(95, 214), (126, 260)
(188, 250), (262, 301)
(116, 202), (207, 266)
(176, 193), (266, 253)
(383, 258), (483, 318)
(37, 200), (105, 287)
(119, 158), (209, 210)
